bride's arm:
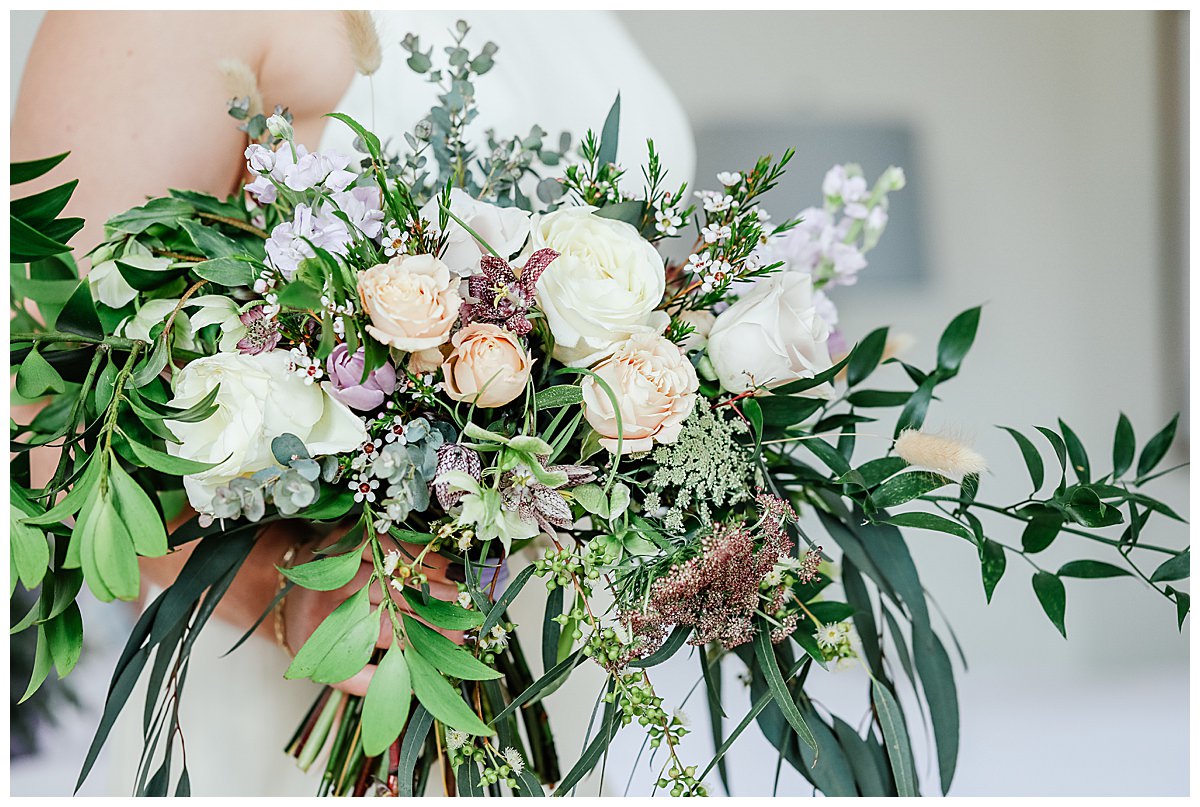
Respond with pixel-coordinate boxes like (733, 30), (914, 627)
(12, 12), (441, 690)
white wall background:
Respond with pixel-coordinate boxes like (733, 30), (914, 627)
(10, 9), (1189, 797)
(611, 9), (1190, 796)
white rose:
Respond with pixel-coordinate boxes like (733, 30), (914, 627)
(581, 333), (698, 455)
(165, 351), (367, 514)
(706, 273), (835, 397)
(420, 188), (531, 276)
(530, 206), (669, 366)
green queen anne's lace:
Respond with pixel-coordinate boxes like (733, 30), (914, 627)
(646, 401), (755, 530)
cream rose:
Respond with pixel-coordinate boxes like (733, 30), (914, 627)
(357, 254), (461, 352)
(419, 188), (532, 276)
(165, 351), (367, 514)
(530, 206), (669, 366)
(706, 273), (835, 397)
(441, 323), (532, 408)
(581, 333), (698, 455)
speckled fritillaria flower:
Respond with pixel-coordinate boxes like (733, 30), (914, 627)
(459, 248), (558, 335)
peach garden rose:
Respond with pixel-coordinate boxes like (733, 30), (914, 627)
(357, 254), (461, 352)
(580, 333), (699, 454)
(440, 323), (533, 408)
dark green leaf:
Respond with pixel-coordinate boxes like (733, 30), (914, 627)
(629, 624), (691, 669)
(935, 306), (981, 376)
(1021, 515), (1062, 554)
(179, 220), (240, 259)
(541, 585), (564, 672)
(12, 152), (69, 184)
(1149, 550), (1190, 583)
(913, 628), (959, 794)
(752, 624), (816, 750)
(1035, 426), (1069, 492)
(872, 680), (917, 796)
(10, 215), (71, 260)
(592, 200), (644, 226)
(125, 439), (222, 475)
(54, 280), (104, 340)
(872, 471), (952, 509)
(886, 511), (972, 541)
(1112, 413), (1135, 479)
(1166, 586), (1189, 630)
(846, 327), (889, 387)
(1058, 419), (1090, 483)
(893, 375), (937, 437)
(12, 180), (78, 224)
(979, 539), (1006, 603)
(397, 704), (433, 796)
(597, 93), (621, 167)
(1137, 414), (1180, 480)
(999, 426), (1044, 494)
(45, 602), (84, 677)
(1031, 572), (1067, 638)
(479, 565), (535, 636)
(846, 389), (912, 408)
(106, 197), (193, 235)
(1058, 560), (1132, 579)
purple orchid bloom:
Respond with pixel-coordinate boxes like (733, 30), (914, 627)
(460, 248), (559, 336)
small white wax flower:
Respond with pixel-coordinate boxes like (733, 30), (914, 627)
(894, 428), (987, 481)
(456, 591), (473, 609)
(382, 550), (400, 576)
(445, 729), (469, 751)
(503, 747), (525, 775)
(816, 624), (842, 650)
(716, 171), (741, 186)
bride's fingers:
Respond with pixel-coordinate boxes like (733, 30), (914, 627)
(331, 664), (375, 697)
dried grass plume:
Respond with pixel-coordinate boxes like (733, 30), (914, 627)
(216, 58), (263, 119)
(894, 428), (986, 480)
(342, 11), (382, 76)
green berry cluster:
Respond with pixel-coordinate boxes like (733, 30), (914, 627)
(582, 625), (632, 666)
(532, 546), (598, 593)
(657, 764), (707, 798)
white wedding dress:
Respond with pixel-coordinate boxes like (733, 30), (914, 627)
(108, 11), (694, 797)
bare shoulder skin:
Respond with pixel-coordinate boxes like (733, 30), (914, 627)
(11, 10), (355, 257)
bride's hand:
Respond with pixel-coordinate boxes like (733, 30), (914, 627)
(282, 531), (464, 697)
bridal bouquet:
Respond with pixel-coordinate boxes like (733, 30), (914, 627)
(10, 18), (1189, 798)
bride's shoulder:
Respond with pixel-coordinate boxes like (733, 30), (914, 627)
(257, 12), (355, 119)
